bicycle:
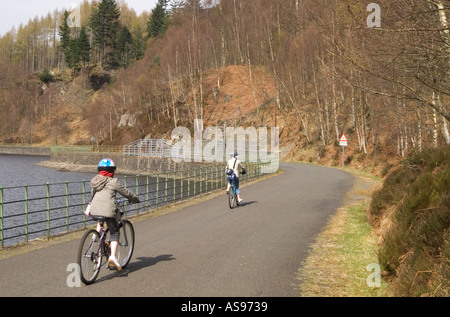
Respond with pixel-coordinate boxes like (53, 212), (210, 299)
(228, 178), (240, 209)
(77, 198), (135, 285)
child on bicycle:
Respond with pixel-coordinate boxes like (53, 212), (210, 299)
(89, 158), (139, 271)
(226, 151), (244, 203)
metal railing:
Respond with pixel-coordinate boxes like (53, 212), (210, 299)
(123, 139), (175, 158)
(50, 140), (280, 170)
(0, 162), (266, 248)
(122, 139), (279, 164)
(51, 145), (124, 154)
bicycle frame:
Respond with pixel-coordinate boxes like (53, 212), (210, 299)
(97, 226), (110, 257)
(228, 178), (239, 209)
(89, 201), (129, 259)
(82, 225), (109, 264)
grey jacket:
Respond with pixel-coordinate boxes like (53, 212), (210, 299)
(89, 175), (139, 218)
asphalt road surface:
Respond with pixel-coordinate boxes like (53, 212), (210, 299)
(0, 162), (354, 297)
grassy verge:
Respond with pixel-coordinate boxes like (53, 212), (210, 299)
(297, 168), (392, 297)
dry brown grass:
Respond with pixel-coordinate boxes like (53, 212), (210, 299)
(202, 65), (277, 127)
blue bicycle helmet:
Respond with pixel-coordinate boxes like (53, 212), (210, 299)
(97, 158), (116, 173)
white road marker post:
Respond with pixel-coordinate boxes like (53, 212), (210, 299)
(339, 133), (348, 167)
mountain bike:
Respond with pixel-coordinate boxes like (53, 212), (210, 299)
(77, 198), (135, 285)
(228, 178), (240, 209)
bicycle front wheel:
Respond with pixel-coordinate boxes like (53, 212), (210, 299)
(117, 220), (135, 269)
(228, 189), (236, 209)
(77, 229), (102, 285)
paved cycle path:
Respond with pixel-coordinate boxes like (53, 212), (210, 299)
(0, 162), (354, 297)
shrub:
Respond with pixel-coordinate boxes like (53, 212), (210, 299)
(39, 69), (54, 84)
(370, 146), (450, 296)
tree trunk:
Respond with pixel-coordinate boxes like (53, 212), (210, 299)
(432, 92), (439, 148)
(434, 91), (450, 144)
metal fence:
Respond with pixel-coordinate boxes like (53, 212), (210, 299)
(122, 139), (279, 164)
(51, 140), (175, 157)
(51, 140), (280, 169)
(123, 139), (174, 158)
(0, 162), (266, 248)
(51, 145), (124, 154)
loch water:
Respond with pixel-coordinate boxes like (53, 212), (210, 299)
(0, 154), (96, 188)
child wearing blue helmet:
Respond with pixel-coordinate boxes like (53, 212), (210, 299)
(89, 158), (139, 271)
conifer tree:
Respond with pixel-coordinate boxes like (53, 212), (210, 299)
(147, 0), (169, 38)
(116, 26), (133, 68)
(59, 11), (71, 52)
(130, 29), (146, 61)
(66, 37), (81, 71)
(79, 26), (91, 67)
(58, 10), (73, 80)
(90, 0), (120, 67)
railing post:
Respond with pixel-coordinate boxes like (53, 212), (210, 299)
(82, 180), (87, 228)
(188, 169), (191, 199)
(46, 183), (50, 240)
(205, 166), (208, 193)
(210, 165), (213, 191)
(165, 172), (168, 206)
(135, 175), (139, 215)
(173, 170), (176, 204)
(24, 184), (29, 243)
(65, 181), (69, 233)
(214, 165), (217, 191)
(156, 173), (159, 209)
(180, 170), (184, 201)
(194, 168), (197, 196)
(0, 186), (3, 248)
(123, 176), (128, 215)
(200, 167), (203, 195)
(243, 163), (246, 182)
(146, 175), (149, 210)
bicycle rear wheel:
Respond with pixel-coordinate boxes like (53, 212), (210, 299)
(117, 220), (135, 269)
(228, 188), (236, 209)
(77, 229), (102, 285)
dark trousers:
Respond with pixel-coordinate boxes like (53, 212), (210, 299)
(105, 217), (120, 242)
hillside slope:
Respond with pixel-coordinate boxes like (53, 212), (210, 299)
(3, 62), (401, 177)
(370, 146), (450, 296)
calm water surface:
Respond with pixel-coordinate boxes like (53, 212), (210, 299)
(0, 154), (209, 247)
(0, 154), (149, 247)
(0, 154), (98, 246)
(0, 154), (96, 188)
(0, 154), (173, 247)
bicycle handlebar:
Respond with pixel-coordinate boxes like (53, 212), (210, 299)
(115, 198), (139, 207)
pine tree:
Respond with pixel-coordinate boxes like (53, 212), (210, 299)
(59, 11), (71, 52)
(59, 11), (70, 76)
(116, 26), (133, 68)
(147, 0), (169, 38)
(130, 29), (146, 62)
(79, 26), (91, 67)
(66, 37), (81, 71)
(90, 0), (120, 68)
(58, 10), (75, 80)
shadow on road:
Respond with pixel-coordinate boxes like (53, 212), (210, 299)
(128, 254), (176, 272)
(238, 200), (257, 207)
(96, 254), (176, 283)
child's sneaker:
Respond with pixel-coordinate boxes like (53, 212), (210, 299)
(108, 256), (122, 271)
